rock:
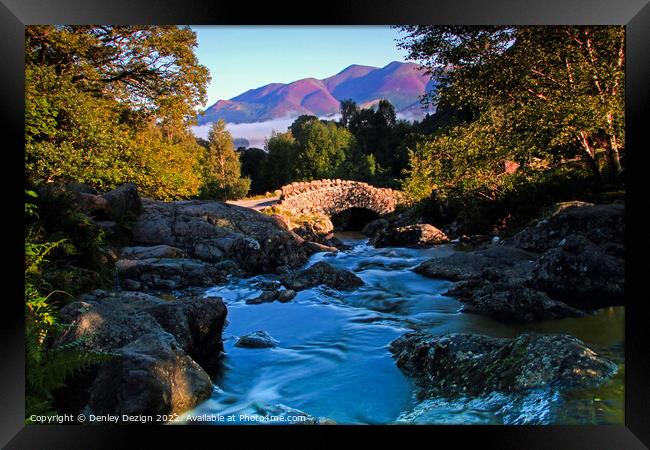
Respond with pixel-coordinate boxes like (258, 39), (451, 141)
(66, 182), (97, 195)
(529, 234), (624, 308)
(293, 215), (334, 243)
(447, 280), (586, 322)
(131, 199), (310, 274)
(252, 403), (336, 425)
(120, 245), (186, 260)
(371, 224), (449, 248)
(101, 183), (142, 224)
(277, 289), (297, 303)
(417, 202), (625, 315)
(56, 291), (227, 417)
(303, 241), (339, 254)
(235, 330), (279, 348)
(253, 280), (282, 291)
(454, 234), (491, 250)
(246, 286), (297, 304)
(505, 202), (623, 253)
(390, 332), (618, 400)
(116, 258), (225, 291)
(57, 293), (165, 352)
(281, 261), (364, 291)
(415, 245), (536, 282)
(362, 218), (389, 237)
(89, 332), (213, 417)
(246, 290), (279, 304)
(77, 193), (109, 214)
(145, 295), (227, 369)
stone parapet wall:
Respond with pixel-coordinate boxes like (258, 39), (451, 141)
(277, 179), (405, 217)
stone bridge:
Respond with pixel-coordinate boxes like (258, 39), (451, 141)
(276, 179), (405, 217)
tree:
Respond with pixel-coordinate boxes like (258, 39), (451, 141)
(397, 26), (625, 183)
(339, 99), (359, 128)
(292, 119), (355, 180)
(339, 98), (408, 178)
(265, 131), (298, 189)
(239, 147), (269, 194)
(25, 25), (211, 199)
(25, 26), (209, 123)
(200, 120), (250, 201)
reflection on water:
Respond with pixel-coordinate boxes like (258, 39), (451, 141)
(181, 234), (624, 425)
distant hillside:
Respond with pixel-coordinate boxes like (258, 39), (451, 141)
(198, 61), (435, 125)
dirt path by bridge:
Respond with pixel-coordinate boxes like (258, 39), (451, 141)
(227, 195), (279, 211)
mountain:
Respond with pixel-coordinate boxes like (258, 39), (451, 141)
(198, 61), (435, 125)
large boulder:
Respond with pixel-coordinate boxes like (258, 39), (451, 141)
(529, 234), (624, 307)
(447, 279), (586, 322)
(131, 199), (311, 274)
(415, 202), (625, 316)
(120, 245), (186, 260)
(281, 261), (364, 291)
(145, 295), (227, 369)
(390, 332), (618, 400)
(505, 202), (624, 253)
(116, 257), (226, 291)
(415, 245), (537, 282)
(55, 291), (227, 417)
(101, 183), (142, 224)
(370, 224), (449, 248)
(361, 218), (389, 237)
(89, 332), (213, 417)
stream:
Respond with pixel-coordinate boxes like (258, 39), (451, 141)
(180, 232), (624, 425)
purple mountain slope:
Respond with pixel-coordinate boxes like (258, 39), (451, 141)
(198, 61), (435, 125)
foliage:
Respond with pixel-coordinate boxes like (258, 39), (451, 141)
(293, 119), (356, 180)
(239, 147), (270, 195)
(339, 99), (413, 178)
(25, 26), (210, 200)
(25, 191), (113, 420)
(397, 26), (625, 183)
(199, 120), (251, 201)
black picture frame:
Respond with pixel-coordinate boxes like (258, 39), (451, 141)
(2, 0), (648, 447)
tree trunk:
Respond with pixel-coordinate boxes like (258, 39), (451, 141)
(579, 132), (603, 189)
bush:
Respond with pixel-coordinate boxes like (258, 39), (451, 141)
(415, 164), (599, 236)
(25, 190), (114, 420)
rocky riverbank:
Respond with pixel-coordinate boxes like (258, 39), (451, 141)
(55, 290), (227, 417)
(42, 181), (624, 424)
(414, 201), (624, 321)
(47, 182), (330, 419)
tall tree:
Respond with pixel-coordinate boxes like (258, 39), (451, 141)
(25, 25), (211, 199)
(200, 120), (250, 201)
(264, 131), (298, 189)
(397, 26), (625, 182)
(292, 119), (355, 180)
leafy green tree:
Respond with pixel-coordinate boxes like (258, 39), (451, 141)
(339, 98), (410, 178)
(200, 120), (250, 201)
(239, 147), (269, 194)
(292, 119), (355, 180)
(289, 115), (319, 142)
(397, 25), (625, 183)
(264, 131), (298, 189)
(339, 99), (359, 129)
(25, 25), (211, 199)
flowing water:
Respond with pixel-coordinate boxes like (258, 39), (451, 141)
(181, 232), (624, 425)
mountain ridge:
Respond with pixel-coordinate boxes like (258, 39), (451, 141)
(198, 61), (435, 125)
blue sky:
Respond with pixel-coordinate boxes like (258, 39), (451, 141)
(191, 26), (410, 107)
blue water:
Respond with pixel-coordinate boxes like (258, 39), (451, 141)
(180, 233), (624, 425)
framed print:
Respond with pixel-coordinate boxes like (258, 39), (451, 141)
(2, 0), (649, 447)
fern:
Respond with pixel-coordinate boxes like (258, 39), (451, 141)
(25, 191), (114, 421)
